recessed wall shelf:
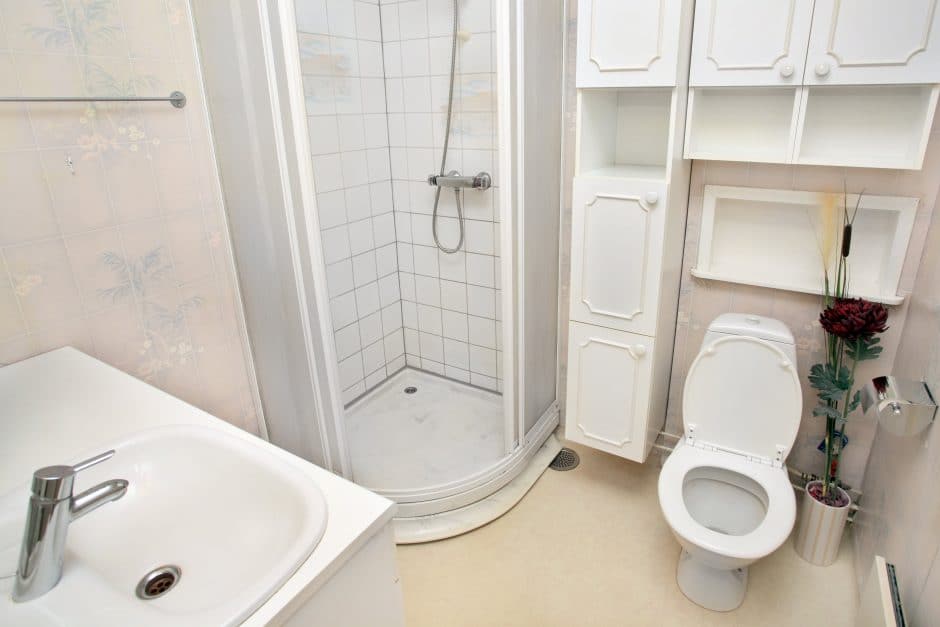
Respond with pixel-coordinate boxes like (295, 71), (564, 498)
(691, 185), (919, 305)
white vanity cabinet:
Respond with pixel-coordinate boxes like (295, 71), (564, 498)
(569, 178), (666, 337)
(565, 322), (655, 460)
(804, 0), (940, 86)
(689, 0), (815, 87)
(576, 0), (686, 87)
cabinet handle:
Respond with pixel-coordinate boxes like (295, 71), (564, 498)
(632, 345), (647, 358)
(814, 62), (831, 77)
(644, 192), (659, 206)
(779, 64), (794, 78)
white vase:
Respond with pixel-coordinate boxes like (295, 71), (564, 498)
(794, 480), (851, 566)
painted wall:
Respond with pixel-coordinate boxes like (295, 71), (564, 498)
(296, 0), (405, 404)
(853, 176), (940, 622)
(0, 0), (261, 434)
(382, 0), (502, 392)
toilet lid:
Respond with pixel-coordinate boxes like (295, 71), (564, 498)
(683, 335), (802, 462)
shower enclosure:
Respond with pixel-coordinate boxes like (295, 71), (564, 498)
(192, 0), (563, 540)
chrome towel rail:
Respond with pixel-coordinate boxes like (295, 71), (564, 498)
(0, 91), (186, 108)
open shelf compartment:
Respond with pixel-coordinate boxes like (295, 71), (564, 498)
(691, 185), (918, 305)
(576, 88), (673, 180)
(684, 87), (799, 163)
(795, 85), (939, 170)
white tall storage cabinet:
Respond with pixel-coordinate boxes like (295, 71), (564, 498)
(565, 0), (694, 462)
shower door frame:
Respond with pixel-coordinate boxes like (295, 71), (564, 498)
(258, 0), (558, 515)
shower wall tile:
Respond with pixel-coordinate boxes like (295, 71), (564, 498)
(297, 0), (404, 402)
(0, 0), (261, 435)
(382, 0), (501, 392)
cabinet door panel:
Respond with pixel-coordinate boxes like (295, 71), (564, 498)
(690, 0), (815, 86)
(564, 322), (654, 461)
(805, 0), (940, 85)
(570, 178), (666, 335)
(576, 0), (683, 87)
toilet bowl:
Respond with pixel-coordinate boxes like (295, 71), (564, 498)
(658, 314), (802, 611)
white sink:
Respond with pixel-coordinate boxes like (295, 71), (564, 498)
(0, 424), (328, 626)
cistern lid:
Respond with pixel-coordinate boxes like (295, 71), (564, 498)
(682, 335), (802, 464)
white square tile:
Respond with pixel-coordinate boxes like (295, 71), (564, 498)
(445, 366), (471, 383)
(370, 181), (393, 214)
(316, 190), (347, 229)
(338, 352), (364, 388)
(384, 78), (404, 112)
(296, 0), (329, 34)
(330, 291), (358, 330)
(400, 39), (430, 76)
(342, 381), (365, 405)
(420, 357), (444, 375)
(344, 184), (372, 222)
(354, 1), (381, 40)
(384, 329), (405, 360)
(438, 249), (466, 282)
(405, 354), (421, 368)
(389, 147), (409, 179)
(366, 148), (391, 182)
(352, 251), (377, 287)
(376, 243), (399, 276)
(392, 181), (411, 212)
(469, 344), (496, 376)
(468, 314), (496, 348)
(321, 225), (350, 264)
(332, 76), (362, 115)
(304, 76), (336, 116)
(404, 113), (433, 147)
(402, 77), (431, 112)
(404, 327), (420, 353)
(334, 322), (361, 360)
(365, 366), (387, 390)
(398, 0), (428, 39)
(467, 284), (495, 318)
(427, 0), (452, 37)
(462, 0), (491, 33)
(466, 253), (494, 287)
(417, 303), (442, 334)
(382, 303), (403, 334)
(459, 32), (491, 73)
(360, 310), (384, 345)
(378, 272), (401, 305)
(443, 338), (470, 370)
(414, 275), (441, 306)
(340, 150), (369, 188)
(406, 148), (435, 181)
(363, 115), (389, 149)
(428, 37), (452, 74)
(419, 331), (444, 362)
(348, 218), (375, 255)
(360, 78), (387, 114)
(401, 299), (418, 328)
(380, 4), (400, 41)
(413, 245), (439, 276)
(337, 115), (366, 151)
(411, 214), (435, 246)
(326, 0), (356, 37)
(397, 243), (414, 272)
(387, 354), (406, 373)
(362, 339), (385, 374)
(355, 282), (381, 316)
(311, 153), (344, 192)
(399, 271), (416, 301)
(465, 220), (494, 254)
(372, 213), (396, 247)
(442, 309), (468, 341)
(329, 37), (359, 75)
(326, 259), (354, 297)
(471, 372), (498, 391)
(387, 113), (406, 145)
(440, 279), (467, 312)
(395, 212), (413, 243)
(307, 115), (339, 155)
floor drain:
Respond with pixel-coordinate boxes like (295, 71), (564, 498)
(404, 386), (417, 394)
(550, 447), (580, 471)
(136, 565), (181, 600)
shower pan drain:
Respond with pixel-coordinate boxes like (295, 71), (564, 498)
(136, 565), (181, 600)
(404, 386), (418, 394)
(549, 447), (580, 471)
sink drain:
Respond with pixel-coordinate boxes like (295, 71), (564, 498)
(136, 565), (181, 600)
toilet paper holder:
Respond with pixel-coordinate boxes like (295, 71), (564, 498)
(860, 376), (937, 437)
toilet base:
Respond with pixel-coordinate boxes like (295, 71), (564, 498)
(675, 549), (747, 612)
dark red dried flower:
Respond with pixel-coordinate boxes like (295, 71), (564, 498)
(819, 298), (889, 341)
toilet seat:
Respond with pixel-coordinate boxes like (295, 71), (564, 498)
(658, 443), (796, 561)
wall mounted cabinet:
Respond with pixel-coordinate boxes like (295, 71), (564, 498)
(576, 0), (686, 87)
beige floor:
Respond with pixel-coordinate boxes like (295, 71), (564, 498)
(397, 442), (857, 627)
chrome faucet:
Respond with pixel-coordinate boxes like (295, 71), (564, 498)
(13, 450), (128, 602)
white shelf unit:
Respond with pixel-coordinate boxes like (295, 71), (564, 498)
(794, 85), (939, 169)
(576, 88), (673, 181)
(690, 185), (919, 305)
(685, 84), (939, 169)
(684, 87), (800, 163)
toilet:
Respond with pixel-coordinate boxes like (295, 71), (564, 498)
(658, 313), (802, 612)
